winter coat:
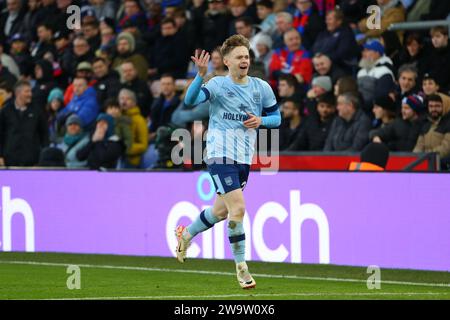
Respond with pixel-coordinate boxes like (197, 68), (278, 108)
(57, 87), (100, 131)
(123, 106), (149, 167)
(413, 115), (450, 158)
(0, 100), (49, 166)
(323, 109), (371, 151)
(62, 134), (90, 168)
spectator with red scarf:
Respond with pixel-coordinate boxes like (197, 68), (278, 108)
(290, 0), (325, 51)
(269, 28), (313, 88)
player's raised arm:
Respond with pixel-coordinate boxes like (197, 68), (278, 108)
(184, 50), (211, 106)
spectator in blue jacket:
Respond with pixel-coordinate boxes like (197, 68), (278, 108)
(57, 77), (99, 131)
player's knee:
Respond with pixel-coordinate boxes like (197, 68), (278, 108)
(213, 207), (228, 220)
(229, 205), (245, 220)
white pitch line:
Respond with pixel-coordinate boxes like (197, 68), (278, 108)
(42, 292), (450, 300)
(0, 260), (449, 288)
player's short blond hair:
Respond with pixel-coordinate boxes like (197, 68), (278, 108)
(220, 34), (250, 57)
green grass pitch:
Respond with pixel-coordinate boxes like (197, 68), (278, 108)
(0, 252), (449, 300)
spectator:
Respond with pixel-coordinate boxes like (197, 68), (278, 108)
(395, 64), (419, 110)
(149, 74), (180, 142)
(269, 28), (313, 88)
(37, 146), (65, 167)
(60, 114), (90, 168)
(0, 81), (13, 108)
(324, 92), (371, 151)
(0, 80), (49, 166)
(118, 88), (148, 168)
(92, 57), (121, 108)
(397, 32), (430, 81)
(61, 36), (95, 80)
(121, 18), (149, 57)
(98, 16), (116, 56)
(228, 0), (256, 36)
(279, 98), (305, 150)
(33, 59), (56, 110)
(104, 98), (133, 152)
(290, 0), (324, 51)
(120, 61), (152, 118)
(173, 7), (197, 58)
(57, 77), (100, 131)
(112, 31), (148, 81)
(31, 22), (57, 62)
(334, 75), (359, 97)
(200, 0), (232, 52)
(380, 30), (402, 75)
(148, 17), (189, 80)
(76, 113), (125, 169)
(312, 53), (347, 85)
(9, 33), (33, 77)
(253, 33), (273, 78)
(63, 61), (97, 106)
(305, 75), (332, 115)
(234, 16), (258, 54)
(357, 39), (395, 114)
(22, 0), (46, 43)
(358, 0), (405, 42)
(204, 47), (228, 82)
(422, 73), (450, 116)
(272, 12), (293, 50)
(0, 0), (25, 48)
(371, 96), (396, 131)
(370, 94), (426, 151)
(413, 94), (450, 159)
(287, 92), (336, 151)
(312, 9), (359, 73)
(82, 20), (102, 51)
(91, 0), (116, 20)
(277, 73), (303, 103)
(117, 0), (148, 34)
(256, 0), (276, 37)
(427, 26), (450, 94)
(46, 87), (65, 145)
(0, 59), (17, 89)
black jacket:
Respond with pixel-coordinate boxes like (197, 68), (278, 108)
(32, 59), (56, 110)
(0, 7), (26, 48)
(324, 109), (371, 151)
(149, 32), (189, 79)
(0, 100), (49, 166)
(95, 70), (121, 109)
(76, 137), (125, 170)
(369, 117), (426, 151)
(150, 94), (181, 132)
(279, 118), (304, 151)
(288, 114), (335, 151)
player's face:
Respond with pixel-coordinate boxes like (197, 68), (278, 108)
(224, 46), (250, 79)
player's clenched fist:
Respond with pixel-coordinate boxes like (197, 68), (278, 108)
(243, 112), (262, 129)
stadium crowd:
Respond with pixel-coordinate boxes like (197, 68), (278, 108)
(0, 0), (450, 170)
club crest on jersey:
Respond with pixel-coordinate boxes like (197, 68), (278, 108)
(226, 90), (236, 97)
(253, 92), (261, 103)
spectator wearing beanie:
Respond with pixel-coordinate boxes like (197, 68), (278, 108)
(413, 94), (450, 159)
(304, 75), (332, 116)
(60, 114), (90, 168)
(370, 94), (426, 151)
(357, 39), (395, 115)
(46, 87), (65, 144)
(371, 96), (396, 131)
(288, 92), (336, 151)
(253, 32), (273, 78)
(112, 31), (148, 81)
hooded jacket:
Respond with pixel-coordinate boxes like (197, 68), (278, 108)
(112, 32), (148, 81)
(33, 59), (55, 109)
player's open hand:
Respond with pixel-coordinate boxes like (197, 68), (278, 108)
(191, 49), (210, 77)
(243, 112), (261, 129)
